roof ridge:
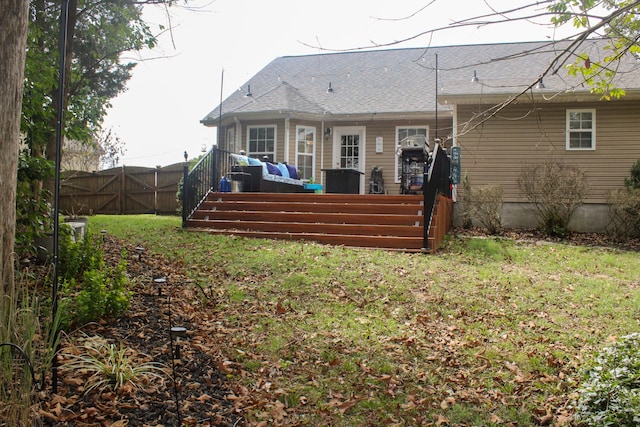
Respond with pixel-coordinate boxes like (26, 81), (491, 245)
(278, 39), (585, 60)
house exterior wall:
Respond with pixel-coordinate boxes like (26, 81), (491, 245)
(455, 98), (640, 231)
(228, 116), (452, 194)
(315, 118), (446, 193)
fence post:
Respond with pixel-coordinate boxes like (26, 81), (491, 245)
(182, 163), (189, 228)
(119, 166), (125, 214)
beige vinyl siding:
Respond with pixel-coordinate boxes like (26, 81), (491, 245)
(456, 100), (640, 204)
(319, 119), (446, 193)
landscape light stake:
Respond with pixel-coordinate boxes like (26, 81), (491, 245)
(135, 245), (145, 262)
(170, 326), (187, 360)
(154, 276), (167, 297)
(100, 229), (107, 242)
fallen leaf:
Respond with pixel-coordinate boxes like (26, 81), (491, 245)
(435, 414), (449, 426)
(440, 396), (455, 410)
(196, 393), (212, 402)
(337, 397), (360, 414)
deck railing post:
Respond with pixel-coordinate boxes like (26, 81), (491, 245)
(422, 144), (452, 251)
(181, 162), (189, 228)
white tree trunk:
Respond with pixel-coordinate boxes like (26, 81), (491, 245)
(0, 0), (29, 295)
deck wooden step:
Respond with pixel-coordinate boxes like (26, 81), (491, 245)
(191, 210), (423, 226)
(187, 191), (450, 252)
(198, 200), (424, 215)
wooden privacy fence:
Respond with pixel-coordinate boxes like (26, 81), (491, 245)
(60, 163), (184, 215)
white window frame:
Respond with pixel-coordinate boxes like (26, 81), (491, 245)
(226, 127), (237, 153)
(566, 109), (596, 151)
(247, 125), (277, 161)
(395, 126), (429, 183)
(295, 125), (316, 181)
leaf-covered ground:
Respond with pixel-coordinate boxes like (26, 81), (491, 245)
(40, 221), (640, 426)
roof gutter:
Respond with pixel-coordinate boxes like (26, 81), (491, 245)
(440, 89), (640, 105)
(201, 109), (454, 127)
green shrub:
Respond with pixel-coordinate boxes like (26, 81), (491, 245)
(470, 184), (503, 234)
(607, 160), (640, 240)
(607, 188), (640, 240)
(15, 151), (55, 258)
(624, 160), (640, 190)
(518, 159), (588, 237)
(458, 173), (474, 229)
(59, 235), (131, 328)
(574, 332), (640, 426)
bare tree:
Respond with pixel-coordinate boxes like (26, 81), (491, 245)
(0, 0), (29, 295)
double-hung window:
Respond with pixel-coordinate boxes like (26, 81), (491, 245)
(247, 125), (276, 161)
(395, 126), (429, 182)
(226, 127), (237, 153)
(566, 110), (595, 150)
(296, 126), (315, 180)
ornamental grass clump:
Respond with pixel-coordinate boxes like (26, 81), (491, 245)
(574, 332), (640, 426)
(61, 335), (166, 396)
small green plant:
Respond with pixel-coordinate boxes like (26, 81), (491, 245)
(60, 335), (166, 395)
(59, 235), (131, 328)
(624, 159), (640, 190)
(574, 332), (640, 426)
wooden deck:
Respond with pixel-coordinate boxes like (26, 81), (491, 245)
(187, 192), (453, 252)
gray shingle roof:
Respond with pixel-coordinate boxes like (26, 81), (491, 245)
(202, 39), (640, 124)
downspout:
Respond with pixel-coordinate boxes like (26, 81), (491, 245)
(320, 120), (325, 185)
(451, 104), (458, 203)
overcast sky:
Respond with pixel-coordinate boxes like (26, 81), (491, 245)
(103, 0), (571, 168)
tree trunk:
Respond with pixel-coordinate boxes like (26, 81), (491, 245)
(0, 0), (29, 295)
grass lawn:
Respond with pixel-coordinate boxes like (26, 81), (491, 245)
(88, 214), (640, 426)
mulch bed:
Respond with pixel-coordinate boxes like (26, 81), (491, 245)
(39, 235), (242, 427)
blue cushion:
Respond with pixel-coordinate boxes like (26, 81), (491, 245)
(247, 156), (268, 176)
(230, 154), (249, 166)
(277, 163), (290, 178)
(286, 164), (299, 180)
(265, 162), (281, 176)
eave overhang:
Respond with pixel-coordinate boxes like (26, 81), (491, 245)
(440, 88), (640, 106)
(200, 108), (453, 128)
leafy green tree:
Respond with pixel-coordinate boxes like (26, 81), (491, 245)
(22, 0), (158, 171)
(17, 1), (181, 257)
(548, 0), (640, 99)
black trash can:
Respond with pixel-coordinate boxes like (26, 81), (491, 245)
(322, 168), (363, 194)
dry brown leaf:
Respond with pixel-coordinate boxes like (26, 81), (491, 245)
(490, 414), (503, 424)
(435, 414), (449, 426)
(196, 393), (212, 402)
(440, 396), (455, 410)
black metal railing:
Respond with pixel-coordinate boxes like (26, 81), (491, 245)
(422, 143), (451, 250)
(182, 147), (232, 226)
